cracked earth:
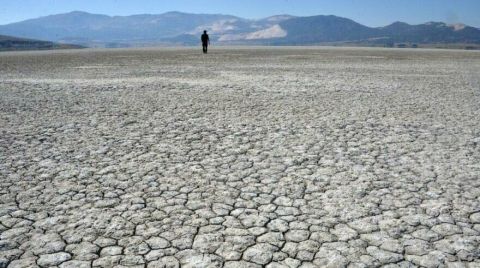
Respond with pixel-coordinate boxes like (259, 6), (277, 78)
(0, 47), (479, 268)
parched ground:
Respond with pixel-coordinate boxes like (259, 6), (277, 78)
(0, 47), (479, 268)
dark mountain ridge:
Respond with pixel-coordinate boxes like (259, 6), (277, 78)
(275, 15), (381, 44)
(0, 34), (84, 51)
(380, 21), (480, 43)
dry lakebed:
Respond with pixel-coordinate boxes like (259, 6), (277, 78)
(0, 47), (479, 267)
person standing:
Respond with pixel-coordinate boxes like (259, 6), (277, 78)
(201, 30), (210, 54)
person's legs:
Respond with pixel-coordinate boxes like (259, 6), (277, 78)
(203, 44), (208, 53)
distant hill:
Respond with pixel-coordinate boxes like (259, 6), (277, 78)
(0, 34), (84, 51)
(0, 11), (253, 47)
(273, 15), (381, 44)
(0, 11), (479, 48)
(379, 21), (480, 44)
(271, 16), (480, 46)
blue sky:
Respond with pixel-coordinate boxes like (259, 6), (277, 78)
(1, 0), (479, 27)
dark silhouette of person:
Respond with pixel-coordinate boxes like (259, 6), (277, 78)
(201, 30), (210, 54)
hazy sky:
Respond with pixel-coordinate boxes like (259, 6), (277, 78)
(1, 0), (479, 27)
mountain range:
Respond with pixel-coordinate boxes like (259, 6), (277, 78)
(0, 11), (479, 48)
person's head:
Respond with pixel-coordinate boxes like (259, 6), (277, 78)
(204, 30), (207, 34)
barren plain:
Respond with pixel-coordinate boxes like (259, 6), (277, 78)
(0, 47), (479, 268)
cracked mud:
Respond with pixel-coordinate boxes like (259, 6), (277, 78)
(0, 47), (479, 267)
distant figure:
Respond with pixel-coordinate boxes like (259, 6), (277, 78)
(201, 30), (210, 54)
